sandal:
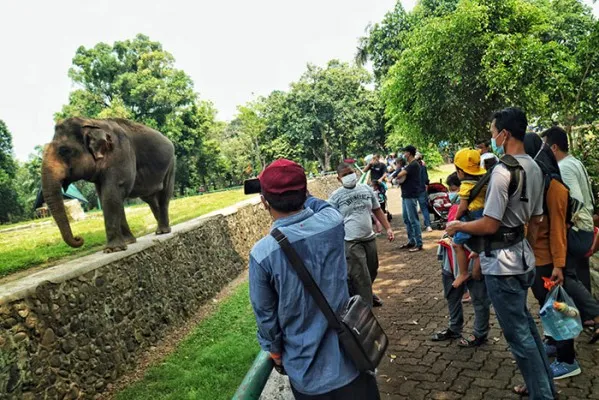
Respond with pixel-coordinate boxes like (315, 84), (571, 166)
(589, 324), (599, 344)
(513, 385), (528, 397)
(457, 334), (487, 348)
(431, 329), (461, 341)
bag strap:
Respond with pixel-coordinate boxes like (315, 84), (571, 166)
(270, 228), (342, 331)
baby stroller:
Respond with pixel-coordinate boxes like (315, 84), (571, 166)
(427, 182), (452, 230)
(372, 180), (392, 221)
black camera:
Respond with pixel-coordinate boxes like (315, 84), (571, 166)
(244, 178), (261, 195)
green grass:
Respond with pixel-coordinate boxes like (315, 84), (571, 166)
(428, 164), (455, 185)
(0, 190), (250, 277)
(116, 282), (260, 400)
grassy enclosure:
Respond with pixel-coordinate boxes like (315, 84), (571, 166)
(116, 282), (259, 400)
(0, 190), (249, 277)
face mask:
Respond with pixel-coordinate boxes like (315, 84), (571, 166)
(341, 173), (358, 188)
(491, 131), (505, 156)
(449, 191), (459, 203)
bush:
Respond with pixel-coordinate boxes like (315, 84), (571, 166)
(572, 125), (599, 202)
(0, 170), (24, 223)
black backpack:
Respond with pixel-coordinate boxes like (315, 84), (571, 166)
(467, 154), (528, 205)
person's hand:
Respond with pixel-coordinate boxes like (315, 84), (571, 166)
(551, 267), (564, 286)
(387, 228), (395, 242)
(471, 263), (482, 280)
(445, 220), (461, 236)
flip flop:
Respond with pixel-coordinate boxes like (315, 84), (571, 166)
(513, 385), (529, 397)
(589, 324), (599, 344)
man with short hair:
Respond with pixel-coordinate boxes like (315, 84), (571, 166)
(249, 159), (380, 399)
(390, 145), (423, 252)
(363, 154), (388, 182)
(415, 152), (432, 232)
(329, 162), (394, 308)
(542, 126), (596, 292)
(447, 108), (554, 399)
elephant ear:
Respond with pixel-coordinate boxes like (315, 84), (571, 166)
(82, 124), (113, 160)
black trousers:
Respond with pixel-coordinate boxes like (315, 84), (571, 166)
(290, 373), (380, 400)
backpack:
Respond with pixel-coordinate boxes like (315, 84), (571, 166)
(468, 154), (528, 205)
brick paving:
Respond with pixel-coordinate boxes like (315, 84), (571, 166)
(373, 188), (599, 399)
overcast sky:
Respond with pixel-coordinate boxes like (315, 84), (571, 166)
(1, 0), (597, 161)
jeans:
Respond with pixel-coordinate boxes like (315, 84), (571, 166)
(417, 191), (431, 228)
(442, 273), (490, 338)
(402, 197), (422, 247)
(485, 270), (555, 400)
(291, 372), (380, 400)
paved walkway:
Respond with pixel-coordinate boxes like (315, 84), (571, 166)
(374, 188), (599, 399)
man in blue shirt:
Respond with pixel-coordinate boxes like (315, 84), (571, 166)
(248, 159), (380, 399)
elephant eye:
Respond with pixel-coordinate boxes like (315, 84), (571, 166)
(58, 146), (73, 158)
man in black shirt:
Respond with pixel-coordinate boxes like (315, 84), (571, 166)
(364, 154), (388, 182)
(390, 145), (423, 252)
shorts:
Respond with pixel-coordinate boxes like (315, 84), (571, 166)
(453, 209), (484, 245)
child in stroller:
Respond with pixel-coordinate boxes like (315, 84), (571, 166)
(371, 179), (392, 222)
(426, 182), (452, 230)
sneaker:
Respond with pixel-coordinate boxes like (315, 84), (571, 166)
(426, 226), (433, 232)
(409, 246), (423, 253)
(544, 342), (557, 357)
(372, 294), (384, 307)
(551, 360), (581, 380)
(400, 242), (416, 250)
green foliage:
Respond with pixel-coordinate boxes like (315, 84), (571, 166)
(572, 124), (599, 198)
(363, 0), (597, 149)
(116, 282), (258, 400)
(0, 170), (24, 224)
(271, 60), (386, 170)
(56, 34), (220, 195)
(0, 120), (16, 178)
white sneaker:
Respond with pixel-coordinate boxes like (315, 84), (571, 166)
(426, 226), (433, 232)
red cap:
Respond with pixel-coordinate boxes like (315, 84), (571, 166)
(259, 159), (307, 195)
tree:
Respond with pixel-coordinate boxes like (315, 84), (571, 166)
(57, 34), (218, 195)
(280, 61), (385, 170)
(356, 0), (459, 82)
(381, 0), (598, 145)
(0, 120), (23, 223)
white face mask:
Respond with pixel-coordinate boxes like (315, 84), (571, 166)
(341, 173), (358, 188)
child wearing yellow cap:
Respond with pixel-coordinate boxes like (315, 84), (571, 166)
(451, 148), (487, 289)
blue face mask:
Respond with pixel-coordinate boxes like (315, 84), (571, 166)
(491, 131), (505, 156)
(448, 191), (459, 203)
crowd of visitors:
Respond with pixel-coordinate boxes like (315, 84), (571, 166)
(246, 106), (599, 400)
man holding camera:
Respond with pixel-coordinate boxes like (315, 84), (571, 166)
(247, 159), (380, 399)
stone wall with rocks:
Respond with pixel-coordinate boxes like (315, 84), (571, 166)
(0, 176), (338, 400)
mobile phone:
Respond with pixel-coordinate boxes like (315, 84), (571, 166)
(244, 178), (261, 195)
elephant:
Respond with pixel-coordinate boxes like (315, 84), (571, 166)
(42, 117), (176, 253)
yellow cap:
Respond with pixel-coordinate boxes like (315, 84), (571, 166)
(454, 148), (486, 176)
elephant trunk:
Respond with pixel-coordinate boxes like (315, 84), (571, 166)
(41, 144), (84, 248)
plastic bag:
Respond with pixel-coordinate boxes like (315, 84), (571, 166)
(539, 286), (583, 341)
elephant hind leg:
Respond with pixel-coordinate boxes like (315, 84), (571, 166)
(156, 158), (174, 234)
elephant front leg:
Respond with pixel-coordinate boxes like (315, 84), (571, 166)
(100, 189), (128, 253)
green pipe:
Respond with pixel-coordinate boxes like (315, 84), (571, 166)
(232, 351), (274, 400)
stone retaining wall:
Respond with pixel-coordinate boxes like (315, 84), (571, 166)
(0, 176), (339, 400)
